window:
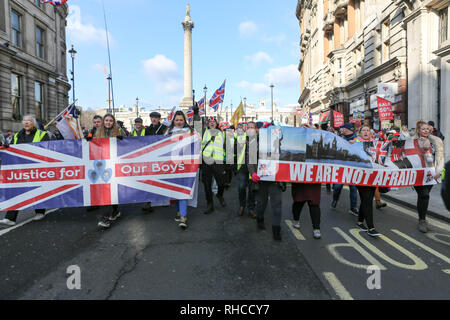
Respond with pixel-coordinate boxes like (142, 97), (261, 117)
(36, 26), (45, 59)
(381, 20), (390, 63)
(35, 82), (44, 121)
(11, 73), (22, 120)
(375, 29), (381, 66)
(439, 7), (448, 44)
(35, 0), (42, 8)
(11, 10), (21, 48)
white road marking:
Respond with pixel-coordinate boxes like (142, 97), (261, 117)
(323, 272), (354, 300)
(0, 209), (59, 237)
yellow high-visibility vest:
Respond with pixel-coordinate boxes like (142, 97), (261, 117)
(202, 129), (225, 162)
(13, 129), (47, 144)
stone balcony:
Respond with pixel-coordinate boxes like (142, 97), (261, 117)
(334, 0), (348, 18)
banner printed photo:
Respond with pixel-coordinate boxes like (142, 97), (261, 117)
(258, 127), (437, 187)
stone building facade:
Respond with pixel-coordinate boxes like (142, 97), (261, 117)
(0, 0), (70, 132)
(297, 0), (450, 157)
(296, 0), (408, 131)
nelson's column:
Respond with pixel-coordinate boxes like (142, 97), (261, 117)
(179, 4), (194, 110)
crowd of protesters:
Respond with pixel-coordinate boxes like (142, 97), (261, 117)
(0, 108), (446, 241)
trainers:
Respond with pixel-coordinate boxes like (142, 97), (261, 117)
(109, 211), (121, 221)
(98, 217), (111, 228)
(331, 200), (337, 209)
(376, 201), (387, 209)
(418, 220), (428, 233)
(349, 208), (359, 217)
(356, 222), (368, 231)
(178, 217), (188, 229)
(313, 230), (321, 239)
(367, 228), (381, 237)
(174, 212), (182, 222)
(248, 210), (257, 219)
(33, 213), (46, 221)
(0, 218), (16, 226)
(292, 221), (300, 229)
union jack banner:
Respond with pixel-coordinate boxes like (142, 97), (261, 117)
(0, 134), (200, 211)
(209, 80), (226, 112)
(42, 0), (68, 6)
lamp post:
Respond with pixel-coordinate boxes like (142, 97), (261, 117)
(243, 97), (247, 122)
(107, 75), (112, 114)
(192, 89), (195, 109)
(136, 97), (139, 118)
(203, 85), (207, 117)
(270, 84), (274, 122)
(68, 45), (77, 104)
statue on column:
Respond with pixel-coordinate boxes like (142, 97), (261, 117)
(185, 3), (191, 19)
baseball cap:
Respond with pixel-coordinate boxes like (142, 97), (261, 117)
(134, 117), (143, 123)
(340, 123), (354, 131)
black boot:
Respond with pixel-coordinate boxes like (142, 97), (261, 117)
(204, 202), (214, 215)
(272, 225), (281, 241)
(257, 218), (265, 230)
(217, 195), (226, 207)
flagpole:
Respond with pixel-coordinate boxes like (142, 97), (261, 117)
(102, 0), (115, 115)
(44, 100), (77, 129)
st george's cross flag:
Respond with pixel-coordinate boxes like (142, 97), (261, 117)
(209, 80), (226, 112)
(42, 0), (68, 6)
(0, 134), (200, 211)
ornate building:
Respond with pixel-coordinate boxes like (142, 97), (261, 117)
(297, 0), (450, 158)
(0, 0), (71, 132)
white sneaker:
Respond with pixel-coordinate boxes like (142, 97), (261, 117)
(0, 218), (16, 226)
(33, 213), (46, 221)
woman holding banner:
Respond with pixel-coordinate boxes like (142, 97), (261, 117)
(164, 111), (196, 230)
(354, 125), (381, 237)
(413, 121), (444, 233)
(88, 114), (125, 229)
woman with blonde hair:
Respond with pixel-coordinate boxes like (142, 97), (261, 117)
(412, 120), (444, 233)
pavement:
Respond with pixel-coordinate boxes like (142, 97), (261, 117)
(382, 183), (450, 223)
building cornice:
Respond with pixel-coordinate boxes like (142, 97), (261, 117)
(433, 43), (450, 57)
(403, 7), (429, 24)
(358, 57), (403, 83)
(299, 87), (311, 104)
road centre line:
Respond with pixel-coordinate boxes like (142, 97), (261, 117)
(323, 272), (354, 300)
(285, 220), (306, 240)
(0, 208), (58, 237)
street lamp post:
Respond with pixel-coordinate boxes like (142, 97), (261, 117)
(192, 89), (195, 109)
(107, 75), (112, 114)
(270, 84), (274, 122)
(203, 85), (207, 117)
(68, 45), (77, 105)
(243, 97), (247, 123)
(136, 97), (139, 118)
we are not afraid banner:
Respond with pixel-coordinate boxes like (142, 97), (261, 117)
(0, 133), (201, 211)
(257, 127), (437, 187)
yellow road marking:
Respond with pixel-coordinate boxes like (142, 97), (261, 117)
(350, 229), (428, 270)
(426, 232), (450, 247)
(327, 227), (387, 270)
(443, 269), (450, 274)
(392, 229), (450, 265)
(285, 220), (305, 240)
(323, 272), (354, 300)
(383, 200), (450, 233)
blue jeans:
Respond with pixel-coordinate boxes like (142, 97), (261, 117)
(175, 200), (188, 218)
(333, 184), (358, 209)
(237, 169), (255, 210)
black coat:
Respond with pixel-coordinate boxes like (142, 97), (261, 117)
(145, 123), (167, 136)
(13, 128), (50, 144)
(441, 160), (450, 211)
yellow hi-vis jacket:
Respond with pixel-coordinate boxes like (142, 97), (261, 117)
(13, 129), (47, 144)
(202, 129), (225, 163)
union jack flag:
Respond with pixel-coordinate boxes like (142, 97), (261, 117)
(308, 112), (313, 126)
(186, 107), (194, 123)
(0, 134), (200, 211)
(197, 97), (205, 116)
(209, 80), (226, 112)
(42, 0), (68, 6)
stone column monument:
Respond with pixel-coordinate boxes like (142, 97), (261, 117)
(180, 4), (194, 110)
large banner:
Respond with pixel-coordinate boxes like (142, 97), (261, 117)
(0, 133), (201, 211)
(258, 127), (437, 187)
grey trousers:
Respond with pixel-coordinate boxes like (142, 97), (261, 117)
(255, 181), (282, 227)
